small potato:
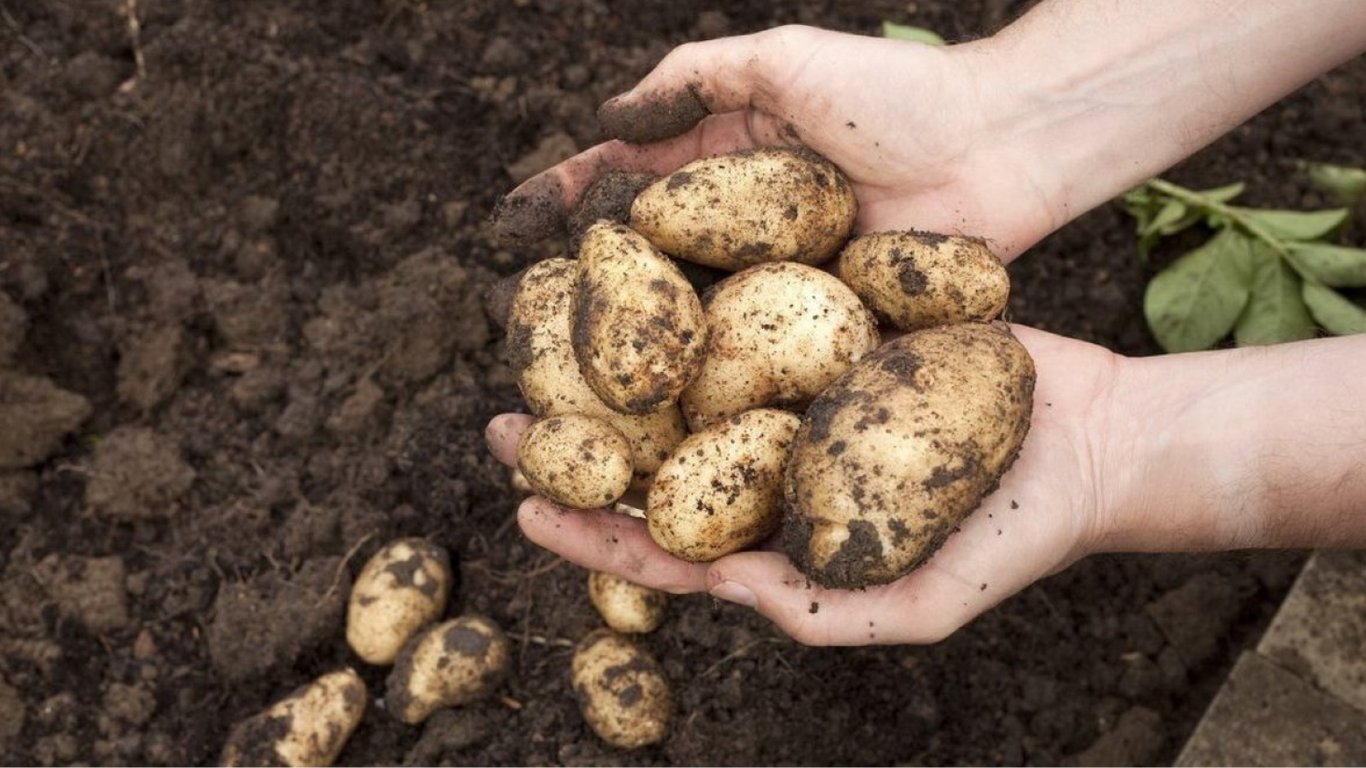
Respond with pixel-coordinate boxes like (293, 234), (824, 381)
(573, 222), (707, 414)
(385, 615), (511, 725)
(572, 629), (671, 749)
(630, 147), (857, 270)
(518, 414), (634, 509)
(346, 538), (452, 666)
(784, 323), (1035, 588)
(647, 409), (801, 562)
(506, 258), (687, 487)
(587, 571), (666, 634)
(834, 231), (1009, 331)
(680, 263), (879, 431)
(221, 668), (366, 767)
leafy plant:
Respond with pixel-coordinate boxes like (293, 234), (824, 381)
(1300, 161), (1366, 205)
(1124, 177), (1366, 352)
(881, 21), (946, 46)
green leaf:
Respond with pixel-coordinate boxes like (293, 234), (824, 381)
(1303, 281), (1366, 335)
(1303, 162), (1366, 204)
(1237, 207), (1349, 241)
(1197, 182), (1246, 204)
(1144, 228), (1254, 352)
(1142, 200), (1188, 237)
(881, 21), (947, 45)
(1286, 242), (1366, 287)
(1235, 243), (1315, 346)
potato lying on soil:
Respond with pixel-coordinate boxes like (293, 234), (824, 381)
(587, 571), (666, 634)
(221, 668), (366, 767)
(630, 147), (857, 271)
(572, 629), (671, 749)
(517, 414), (634, 509)
(573, 222), (707, 414)
(681, 262), (879, 431)
(385, 615), (511, 725)
(784, 323), (1035, 588)
(507, 258), (687, 487)
(346, 538), (452, 666)
(647, 409), (801, 562)
(835, 231), (1009, 331)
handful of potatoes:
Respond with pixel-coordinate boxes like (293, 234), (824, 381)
(505, 146), (1034, 590)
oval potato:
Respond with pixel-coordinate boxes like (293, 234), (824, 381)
(587, 571), (666, 634)
(385, 615), (512, 725)
(221, 668), (367, 767)
(506, 258), (687, 487)
(680, 263), (879, 431)
(518, 414), (634, 509)
(783, 323), (1035, 588)
(630, 147), (857, 270)
(573, 222), (707, 414)
(346, 538), (452, 666)
(835, 231), (1009, 331)
(571, 629), (671, 749)
(647, 409), (801, 562)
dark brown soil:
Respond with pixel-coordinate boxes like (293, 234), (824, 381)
(0, 0), (1359, 765)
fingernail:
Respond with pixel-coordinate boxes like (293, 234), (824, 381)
(710, 580), (757, 608)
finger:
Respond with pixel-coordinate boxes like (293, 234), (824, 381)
(517, 497), (708, 594)
(485, 413), (535, 467)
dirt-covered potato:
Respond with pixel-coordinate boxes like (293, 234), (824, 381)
(784, 323), (1035, 588)
(587, 571), (666, 634)
(573, 222), (707, 414)
(647, 409), (801, 562)
(835, 231), (1009, 331)
(345, 538), (452, 666)
(385, 615), (511, 725)
(681, 263), (879, 431)
(221, 668), (366, 767)
(572, 629), (671, 749)
(630, 147), (857, 271)
(507, 257), (687, 487)
(517, 414), (634, 509)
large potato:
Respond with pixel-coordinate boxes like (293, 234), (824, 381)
(630, 147), (857, 270)
(221, 668), (366, 767)
(783, 323), (1035, 588)
(506, 258), (687, 487)
(835, 231), (1009, 331)
(346, 538), (452, 665)
(647, 409), (801, 562)
(573, 222), (707, 414)
(518, 414), (634, 509)
(680, 263), (879, 431)
(385, 615), (511, 725)
(572, 629), (671, 749)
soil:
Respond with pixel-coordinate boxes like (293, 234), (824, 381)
(0, 0), (1361, 765)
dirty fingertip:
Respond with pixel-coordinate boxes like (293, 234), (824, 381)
(491, 174), (568, 246)
(597, 85), (709, 145)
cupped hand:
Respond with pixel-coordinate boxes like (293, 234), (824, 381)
(493, 25), (1060, 261)
(485, 326), (1121, 646)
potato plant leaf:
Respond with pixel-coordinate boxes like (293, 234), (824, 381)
(881, 21), (947, 45)
(1236, 207), (1348, 241)
(1144, 228), (1252, 352)
(1302, 282), (1366, 335)
(1235, 242), (1315, 346)
(1286, 242), (1366, 287)
(1303, 161), (1366, 204)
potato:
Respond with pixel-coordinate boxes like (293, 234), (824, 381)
(517, 414), (634, 509)
(834, 231), (1009, 331)
(783, 323), (1035, 588)
(647, 409), (801, 562)
(221, 668), (366, 767)
(573, 222), (707, 414)
(587, 571), (666, 634)
(385, 615), (511, 725)
(630, 147), (857, 271)
(345, 538), (452, 666)
(680, 263), (879, 430)
(506, 258), (687, 487)
(571, 629), (671, 749)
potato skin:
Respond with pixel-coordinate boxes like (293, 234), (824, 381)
(345, 538), (452, 666)
(506, 258), (687, 487)
(571, 629), (671, 749)
(573, 222), (707, 414)
(587, 571), (666, 634)
(517, 415), (634, 509)
(783, 323), (1035, 588)
(221, 668), (367, 767)
(680, 263), (879, 431)
(630, 147), (857, 270)
(647, 409), (801, 562)
(385, 615), (511, 725)
(835, 231), (1009, 331)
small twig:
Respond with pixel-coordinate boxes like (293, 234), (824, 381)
(319, 532), (376, 606)
(122, 0), (146, 84)
(699, 638), (785, 678)
(511, 634), (574, 649)
(0, 5), (46, 59)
